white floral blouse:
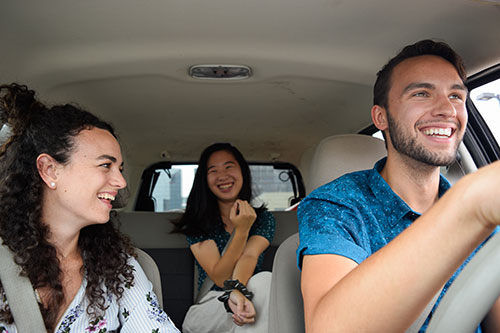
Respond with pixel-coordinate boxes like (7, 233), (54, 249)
(0, 256), (179, 333)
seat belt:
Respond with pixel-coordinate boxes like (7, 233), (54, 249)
(405, 288), (442, 333)
(0, 238), (46, 332)
(195, 232), (235, 303)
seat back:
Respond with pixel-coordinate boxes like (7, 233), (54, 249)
(135, 247), (164, 308)
(119, 210), (299, 328)
(307, 134), (386, 193)
(268, 134), (386, 332)
(268, 233), (303, 333)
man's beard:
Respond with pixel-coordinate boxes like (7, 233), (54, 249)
(386, 110), (460, 167)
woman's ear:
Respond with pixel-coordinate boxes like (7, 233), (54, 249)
(371, 105), (388, 131)
(36, 153), (59, 189)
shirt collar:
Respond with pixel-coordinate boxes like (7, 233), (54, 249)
(369, 157), (451, 227)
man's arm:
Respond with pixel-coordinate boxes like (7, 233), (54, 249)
(303, 161), (500, 332)
(301, 254), (357, 331)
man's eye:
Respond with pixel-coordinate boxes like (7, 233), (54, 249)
(450, 94), (463, 100)
(100, 163), (111, 169)
(413, 91), (429, 97)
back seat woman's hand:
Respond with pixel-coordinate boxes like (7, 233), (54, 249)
(230, 200), (257, 232)
(228, 289), (256, 326)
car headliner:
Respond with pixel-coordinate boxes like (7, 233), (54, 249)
(1, 0), (499, 196)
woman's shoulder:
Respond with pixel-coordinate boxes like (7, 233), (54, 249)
(256, 208), (275, 224)
(185, 226), (222, 246)
(250, 208), (275, 241)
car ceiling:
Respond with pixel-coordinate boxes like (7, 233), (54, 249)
(1, 0), (499, 170)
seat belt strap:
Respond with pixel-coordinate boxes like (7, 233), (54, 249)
(195, 231), (235, 303)
(0, 238), (46, 332)
(405, 288), (442, 333)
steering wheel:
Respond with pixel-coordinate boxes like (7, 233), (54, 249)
(427, 230), (500, 332)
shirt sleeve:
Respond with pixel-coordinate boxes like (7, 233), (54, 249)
(118, 257), (180, 332)
(297, 194), (370, 270)
(249, 209), (276, 243)
(186, 233), (210, 246)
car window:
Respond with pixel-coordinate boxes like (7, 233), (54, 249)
(139, 162), (304, 212)
(470, 77), (500, 144)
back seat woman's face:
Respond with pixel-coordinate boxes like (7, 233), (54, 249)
(206, 150), (243, 203)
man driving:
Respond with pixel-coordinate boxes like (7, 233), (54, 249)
(298, 39), (500, 332)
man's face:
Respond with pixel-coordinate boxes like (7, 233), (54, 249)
(384, 55), (468, 166)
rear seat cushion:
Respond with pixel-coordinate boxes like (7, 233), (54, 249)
(118, 210), (298, 328)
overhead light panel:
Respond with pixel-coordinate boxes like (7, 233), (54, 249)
(189, 65), (252, 80)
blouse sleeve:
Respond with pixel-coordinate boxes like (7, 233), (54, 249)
(249, 209), (276, 243)
(186, 233), (210, 246)
(118, 256), (180, 332)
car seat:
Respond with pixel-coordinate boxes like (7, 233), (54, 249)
(268, 134), (386, 333)
(307, 133), (387, 192)
(136, 247), (164, 308)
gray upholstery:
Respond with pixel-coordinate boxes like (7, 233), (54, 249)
(118, 210), (298, 328)
(268, 134), (387, 333)
(307, 134), (386, 193)
(427, 232), (500, 332)
(268, 233), (304, 333)
(135, 247), (164, 308)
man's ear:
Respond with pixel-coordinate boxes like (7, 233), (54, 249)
(371, 105), (388, 131)
(36, 153), (59, 189)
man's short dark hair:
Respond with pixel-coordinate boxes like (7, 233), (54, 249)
(373, 39), (467, 109)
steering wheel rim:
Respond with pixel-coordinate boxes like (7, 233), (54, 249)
(427, 229), (500, 332)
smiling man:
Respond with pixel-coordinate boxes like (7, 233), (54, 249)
(297, 40), (500, 332)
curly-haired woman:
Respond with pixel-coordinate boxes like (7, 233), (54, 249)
(0, 83), (179, 332)
(173, 143), (275, 332)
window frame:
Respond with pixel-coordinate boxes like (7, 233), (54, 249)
(134, 160), (305, 212)
(464, 63), (500, 167)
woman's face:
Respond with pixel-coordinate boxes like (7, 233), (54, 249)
(50, 127), (127, 227)
(206, 150), (243, 203)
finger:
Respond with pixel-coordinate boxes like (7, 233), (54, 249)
(237, 299), (244, 314)
(240, 313), (255, 324)
(232, 314), (243, 326)
(229, 201), (239, 219)
(237, 202), (252, 217)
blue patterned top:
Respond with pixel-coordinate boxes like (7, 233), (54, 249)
(297, 157), (496, 332)
(187, 209), (275, 291)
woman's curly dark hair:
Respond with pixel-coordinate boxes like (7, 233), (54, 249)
(0, 83), (135, 330)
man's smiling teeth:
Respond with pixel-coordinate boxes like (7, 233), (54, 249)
(97, 193), (115, 201)
(423, 128), (452, 137)
(219, 184), (233, 189)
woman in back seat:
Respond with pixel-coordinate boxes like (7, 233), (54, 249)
(173, 143), (275, 332)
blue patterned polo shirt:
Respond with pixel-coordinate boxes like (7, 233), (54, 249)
(297, 157), (496, 332)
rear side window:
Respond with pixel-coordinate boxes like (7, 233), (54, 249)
(135, 162), (305, 212)
(470, 77), (500, 143)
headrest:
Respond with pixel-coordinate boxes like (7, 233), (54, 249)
(308, 134), (386, 193)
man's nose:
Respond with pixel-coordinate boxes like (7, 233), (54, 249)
(432, 94), (458, 118)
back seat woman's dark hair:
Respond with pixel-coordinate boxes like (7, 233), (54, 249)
(172, 142), (264, 236)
